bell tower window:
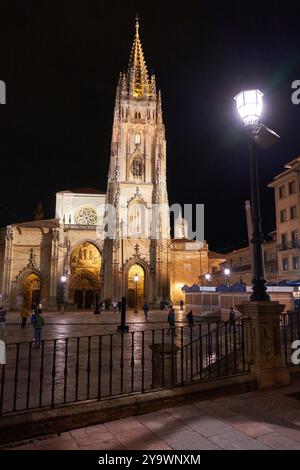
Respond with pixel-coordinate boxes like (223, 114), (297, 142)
(134, 133), (141, 145)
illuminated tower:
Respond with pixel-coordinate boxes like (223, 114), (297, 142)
(103, 17), (170, 307)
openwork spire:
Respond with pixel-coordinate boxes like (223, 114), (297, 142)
(127, 16), (150, 98)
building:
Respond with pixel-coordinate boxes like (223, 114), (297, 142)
(212, 234), (278, 287)
(268, 156), (300, 281)
(0, 19), (221, 311)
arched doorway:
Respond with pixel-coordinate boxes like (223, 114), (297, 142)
(127, 264), (145, 309)
(70, 271), (99, 309)
(69, 241), (101, 309)
(22, 273), (41, 309)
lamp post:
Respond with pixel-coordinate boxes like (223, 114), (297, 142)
(234, 89), (279, 302)
(134, 273), (139, 313)
(60, 275), (67, 313)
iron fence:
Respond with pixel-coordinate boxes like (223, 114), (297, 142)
(280, 310), (300, 365)
(0, 321), (248, 417)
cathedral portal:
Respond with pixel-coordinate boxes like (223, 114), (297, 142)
(69, 241), (101, 309)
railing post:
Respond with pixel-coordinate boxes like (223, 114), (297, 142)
(237, 301), (290, 388)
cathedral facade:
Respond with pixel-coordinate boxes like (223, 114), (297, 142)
(0, 20), (223, 311)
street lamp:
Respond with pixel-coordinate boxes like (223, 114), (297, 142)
(205, 273), (211, 285)
(60, 275), (67, 313)
(224, 268), (231, 287)
(134, 273), (139, 313)
(234, 89), (279, 301)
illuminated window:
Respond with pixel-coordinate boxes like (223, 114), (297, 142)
(134, 133), (141, 145)
(283, 257), (289, 271)
(293, 256), (299, 270)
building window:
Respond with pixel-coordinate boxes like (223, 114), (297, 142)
(293, 256), (299, 270)
(289, 180), (296, 195)
(280, 209), (287, 223)
(279, 185), (286, 199)
(281, 233), (288, 250)
(290, 206), (297, 219)
(134, 133), (141, 145)
(282, 257), (289, 271)
(292, 230), (299, 248)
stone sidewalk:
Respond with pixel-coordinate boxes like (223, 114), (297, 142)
(4, 379), (300, 450)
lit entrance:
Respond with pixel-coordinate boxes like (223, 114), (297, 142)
(70, 271), (99, 309)
(127, 264), (145, 309)
(69, 242), (101, 309)
(22, 273), (41, 309)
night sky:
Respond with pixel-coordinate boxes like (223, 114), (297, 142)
(1, 1), (300, 252)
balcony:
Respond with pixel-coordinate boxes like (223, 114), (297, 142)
(278, 240), (300, 251)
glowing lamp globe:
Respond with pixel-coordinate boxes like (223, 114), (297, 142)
(61, 275), (67, 283)
(224, 268), (230, 276)
(234, 89), (263, 126)
(205, 273), (211, 281)
(134, 274), (139, 283)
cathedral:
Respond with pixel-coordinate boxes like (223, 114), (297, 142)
(0, 20), (224, 311)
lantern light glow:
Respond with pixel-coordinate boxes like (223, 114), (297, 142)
(234, 89), (263, 126)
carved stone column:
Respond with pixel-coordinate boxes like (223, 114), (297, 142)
(2, 227), (14, 309)
(48, 229), (59, 310)
(237, 301), (290, 388)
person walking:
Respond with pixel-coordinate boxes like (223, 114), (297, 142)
(186, 309), (194, 328)
(0, 307), (7, 337)
(32, 311), (45, 349)
(167, 306), (176, 336)
(142, 301), (149, 320)
(180, 299), (184, 311)
(228, 307), (236, 332)
(20, 307), (30, 328)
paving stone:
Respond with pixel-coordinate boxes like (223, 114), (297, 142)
(165, 404), (205, 420)
(104, 417), (145, 433)
(179, 413), (235, 438)
(137, 410), (188, 436)
(257, 432), (300, 450)
(161, 429), (220, 450)
(210, 429), (271, 450)
(226, 414), (273, 437)
(194, 400), (237, 419)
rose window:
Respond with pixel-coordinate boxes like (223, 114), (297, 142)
(75, 207), (97, 225)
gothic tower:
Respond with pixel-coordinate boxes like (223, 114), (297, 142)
(102, 18), (170, 307)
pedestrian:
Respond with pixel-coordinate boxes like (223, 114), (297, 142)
(186, 309), (194, 327)
(0, 306), (7, 337)
(37, 303), (42, 314)
(32, 311), (45, 349)
(32, 302), (38, 314)
(228, 307), (236, 332)
(100, 301), (105, 313)
(142, 301), (149, 320)
(180, 299), (184, 311)
(167, 307), (176, 336)
(20, 306), (30, 328)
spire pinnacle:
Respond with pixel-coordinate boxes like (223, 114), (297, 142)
(127, 17), (150, 98)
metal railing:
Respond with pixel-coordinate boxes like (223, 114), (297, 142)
(0, 322), (248, 417)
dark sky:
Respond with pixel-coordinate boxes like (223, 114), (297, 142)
(1, 1), (300, 251)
